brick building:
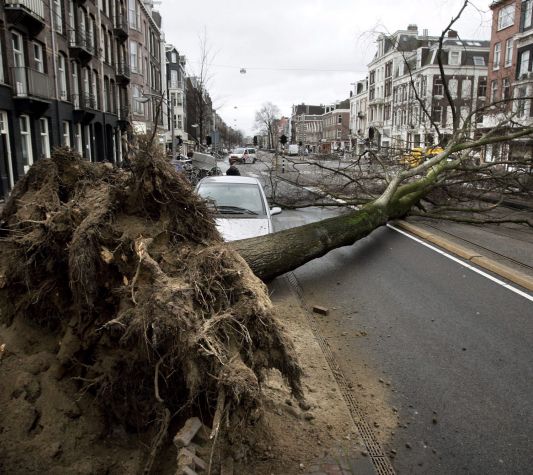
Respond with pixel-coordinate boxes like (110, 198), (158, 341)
(0, 0), (165, 199)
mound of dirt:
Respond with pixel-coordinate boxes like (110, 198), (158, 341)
(0, 141), (302, 474)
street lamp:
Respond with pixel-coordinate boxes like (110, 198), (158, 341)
(134, 92), (176, 160)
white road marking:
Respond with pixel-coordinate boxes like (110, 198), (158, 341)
(387, 224), (533, 303)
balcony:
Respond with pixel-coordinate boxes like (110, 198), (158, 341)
(4, 0), (45, 35)
(117, 106), (130, 126)
(72, 92), (96, 111)
(115, 62), (130, 84)
(11, 67), (50, 100)
(113, 15), (128, 41)
(68, 30), (95, 64)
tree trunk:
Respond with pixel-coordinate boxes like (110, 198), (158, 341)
(232, 200), (411, 281)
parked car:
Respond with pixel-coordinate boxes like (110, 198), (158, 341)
(229, 147), (257, 165)
(195, 176), (282, 241)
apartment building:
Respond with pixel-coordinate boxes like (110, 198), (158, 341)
(349, 78), (368, 154)
(484, 0), (533, 162)
(290, 103), (325, 152)
(320, 100), (350, 153)
(350, 25), (488, 154)
(0, 0), (165, 200)
(165, 44), (186, 153)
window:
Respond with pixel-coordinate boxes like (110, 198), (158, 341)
(473, 56), (485, 66)
(0, 36), (4, 83)
(493, 43), (501, 70)
(12, 31), (24, 68)
(34, 43), (44, 73)
(133, 86), (144, 114)
(84, 125), (92, 161)
(58, 53), (67, 100)
(491, 79), (498, 102)
(461, 79), (472, 98)
(75, 123), (83, 154)
(497, 4), (515, 30)
(71, 61), (79, 106)
(432, 105), (442, 123)
(171, 70), (178, 88)
(130, 41), (138, 72)
(177, 114), (183, 129)
(171, 52), (177, 63)
(62, 121), (71, 147)
(54, 0), (64, 34)
(177, 92), (183, 106)
(434, 77), (444, 96)
(449, 78), (458, 98)
(519, 50), (530, 77)
(19, 115), (33, 171)
(502, 78), (511, 100)
(478, 77), (487, 97)
(449, 51), (460, 65)
(338, 114), (342, 124)
(128, 0), (137, 29)
(516, 86), (527, 117)
(40, 118), (51, 158)
(525, 0), (533, 29)
(92, 70), (99, 109)
(504, 39), (513, 67)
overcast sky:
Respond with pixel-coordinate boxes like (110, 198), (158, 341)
(158, 0), (492, 136)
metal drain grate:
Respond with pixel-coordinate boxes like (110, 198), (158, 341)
(286, 272), (396, 475)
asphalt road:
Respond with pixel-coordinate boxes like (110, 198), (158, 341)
(274, 210), (533, 475)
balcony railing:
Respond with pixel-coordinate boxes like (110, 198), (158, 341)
(11, 67), (50, 99)
(5, 0), (45, 21)
(72, 92), (95, 110)
(69, 30), (95, 56)
(115, 61), (130, 79)
(118, 106), (130, 121)
(113, 15), (128, 35)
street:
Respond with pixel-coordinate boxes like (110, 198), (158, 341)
(238, 153), (533, 474)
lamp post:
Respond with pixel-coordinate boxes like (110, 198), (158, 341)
(134, 93), (175, 160)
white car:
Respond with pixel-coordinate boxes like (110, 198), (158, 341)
(229, 147), (257, 165)
(195, 176), (281, 241)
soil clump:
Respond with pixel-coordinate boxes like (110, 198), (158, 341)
(0, 142), (303, 474)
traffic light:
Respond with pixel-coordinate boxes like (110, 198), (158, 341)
(280, 135), (287, 145)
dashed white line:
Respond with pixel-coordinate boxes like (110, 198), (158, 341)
(387, 224), (533, 303)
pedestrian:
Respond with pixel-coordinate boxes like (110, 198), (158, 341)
(226, 165), (241, 176)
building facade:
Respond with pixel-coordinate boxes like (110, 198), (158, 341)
(484, 0), (533, 163)
(0, 0), (165, 199)
(165, 44), (187, 154)
(291, 103), (325, 151)
(349, 25), (489, 155)
(320, 100), (350, 153)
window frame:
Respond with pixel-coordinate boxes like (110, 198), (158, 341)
(493, 42), (501, 70)
(497, 4), (515, 31)
(40, 117), (51, 158)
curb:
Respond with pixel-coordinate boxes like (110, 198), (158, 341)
(393, 220), (533, 292)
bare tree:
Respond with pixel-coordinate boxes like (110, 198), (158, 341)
(255, 102), (281, 149)
(186, 30), (215, 147)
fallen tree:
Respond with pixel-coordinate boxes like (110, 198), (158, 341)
(0, 141), (302, 474)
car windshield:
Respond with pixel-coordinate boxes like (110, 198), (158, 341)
(247, 149), (256, 154)
(233, 148), (245, 154)
(197, 182), (267, 216)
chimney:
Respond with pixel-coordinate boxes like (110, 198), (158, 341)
(448, 29), (458, 38)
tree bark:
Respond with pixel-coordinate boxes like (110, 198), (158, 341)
(231, 201), (409, 281)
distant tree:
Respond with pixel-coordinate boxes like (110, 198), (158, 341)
(255, 103), (281, 149)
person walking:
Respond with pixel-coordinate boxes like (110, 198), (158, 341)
(226, 165), (241, 176)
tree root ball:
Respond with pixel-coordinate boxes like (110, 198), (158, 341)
(0, 142), (302, 471)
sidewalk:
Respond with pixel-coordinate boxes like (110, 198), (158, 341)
(394, 215), (533, 292)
